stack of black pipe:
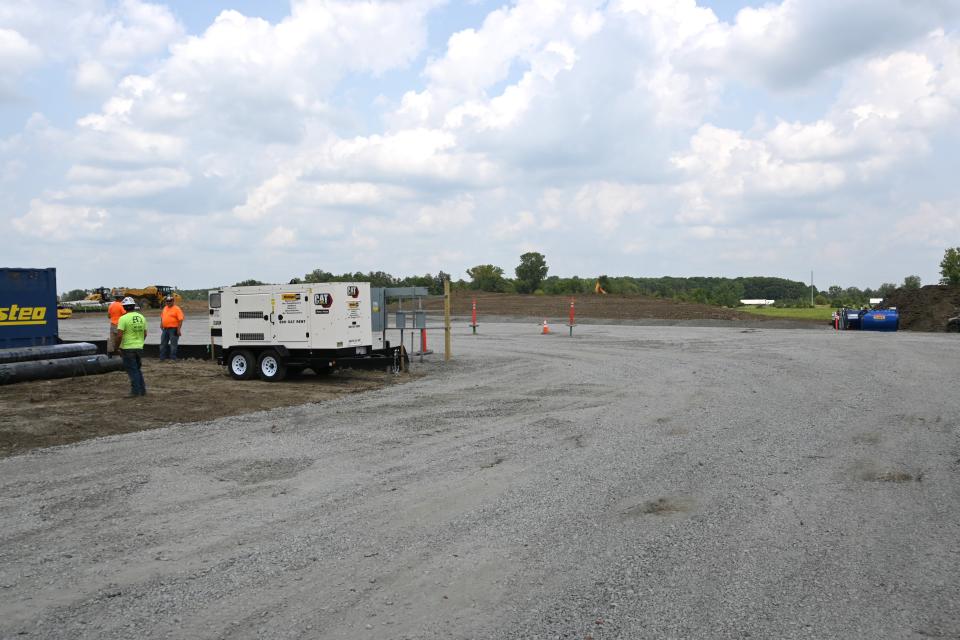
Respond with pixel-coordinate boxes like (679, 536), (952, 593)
(0, 343), (123, 385)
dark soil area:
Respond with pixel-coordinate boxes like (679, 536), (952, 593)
(0, 360), (413, 458)
(884, 285), (960, 332)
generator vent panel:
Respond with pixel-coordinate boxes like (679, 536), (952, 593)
(239, 311), (263, 319)
(238, 333), (265, 341)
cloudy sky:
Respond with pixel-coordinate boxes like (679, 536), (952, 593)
(2, 0), (959, 292)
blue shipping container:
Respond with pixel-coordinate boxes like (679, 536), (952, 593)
(0, 268), (59, 348)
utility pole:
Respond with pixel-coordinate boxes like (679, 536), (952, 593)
(810, 270), (814, 306)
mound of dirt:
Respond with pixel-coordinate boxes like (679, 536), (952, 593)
(422, 291), (794, 323)
(884, 285), (960, 332)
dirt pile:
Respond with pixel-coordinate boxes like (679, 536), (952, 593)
(424, 291), (786, 322)
(884, 285), (960, 332)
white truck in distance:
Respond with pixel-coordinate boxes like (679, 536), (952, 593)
(210, 282), (397, 381)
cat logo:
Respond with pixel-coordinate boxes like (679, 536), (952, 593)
(347, 286), (360, 298)
(0, 305), (48, 326)
(314, 293), (333, 308)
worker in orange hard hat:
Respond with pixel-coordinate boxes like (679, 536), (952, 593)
(159, 295), (185, 361)
(107, 292), (126, 355)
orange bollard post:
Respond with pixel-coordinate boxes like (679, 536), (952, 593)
(420, 328), (427, 353)
(568, 298), (575, 336)
(470, 298), (478, 335)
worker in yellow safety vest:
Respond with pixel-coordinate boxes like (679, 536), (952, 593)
(115, 297), (148, 397)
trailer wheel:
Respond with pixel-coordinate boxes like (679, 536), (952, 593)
(228, 350), (256, 380)
(258, 350), (287, 382)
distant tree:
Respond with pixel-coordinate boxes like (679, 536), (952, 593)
(843, 286), (866, 305)
(712, 280), (745, 307)
(303, 269), (334, 283)
(362, 271), (399, 288)
(827, 285), (843, 299)
(433, 271), (450, 294)
(815, 294), (828, 306)
(234, 279), (265, 287)
(940, 247), (960, 285)
(877, 283), (897, 297)
(466, 264), (506, 292)
(902, 275), (921, 289)
(514, 252), (548, 293)
(61, 288), (88, 301)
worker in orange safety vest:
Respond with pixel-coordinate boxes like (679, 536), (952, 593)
(107, 292), (126, 354)
(159, 295), (184, 361)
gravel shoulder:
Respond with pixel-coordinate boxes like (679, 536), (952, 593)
(1, 324), (958, 639)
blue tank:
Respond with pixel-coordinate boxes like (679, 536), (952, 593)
(860, 308), (899, 332)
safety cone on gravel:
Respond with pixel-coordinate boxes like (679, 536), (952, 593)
(542, 319), (551, 334)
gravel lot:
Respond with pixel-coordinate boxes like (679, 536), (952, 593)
(1, 323), (958, 639)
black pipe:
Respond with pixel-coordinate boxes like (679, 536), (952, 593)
(0, 354), (124, 385)
(0, 342), (97, 364)
(59, 340), (216, 360)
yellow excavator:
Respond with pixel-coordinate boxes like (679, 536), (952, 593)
(115, 285), (183, 309)
(84, 286), (113, 303)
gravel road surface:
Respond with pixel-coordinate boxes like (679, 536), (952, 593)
(1, 323), (958, 639)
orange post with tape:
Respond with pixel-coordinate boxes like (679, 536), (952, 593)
(470, 297), (478, 334)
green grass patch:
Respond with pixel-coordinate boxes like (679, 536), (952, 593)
(738, 306), (834, 321)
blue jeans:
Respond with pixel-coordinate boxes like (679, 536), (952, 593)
(121, 349), (146, 395)
(160, 327), (179, 360)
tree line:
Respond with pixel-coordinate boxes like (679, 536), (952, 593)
(63, 246), (960, 307)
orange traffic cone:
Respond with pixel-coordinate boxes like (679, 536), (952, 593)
(542, 319), (551, 334)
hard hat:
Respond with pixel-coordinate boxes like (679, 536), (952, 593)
(164, 295), (174, 301)
(121, 296), (136, 307)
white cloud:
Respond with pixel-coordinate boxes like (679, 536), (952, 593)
(494, 210), (538, 239)
(0, 27), (41, 96)
(0, 27), (41, 72)
(414, 196), (475, 230)
(893, 200), (960, 246)
(1, 0), (185, 96)
(687, 0), (960, 88)
(13, 200), (109, 240)
(62, 165), (191, 201)
(264, 225), (297, 248)
(4, 1), (960, 289)
(74, 60), (115, 94)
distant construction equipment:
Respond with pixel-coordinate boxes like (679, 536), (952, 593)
(114, 285), (182, 309)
